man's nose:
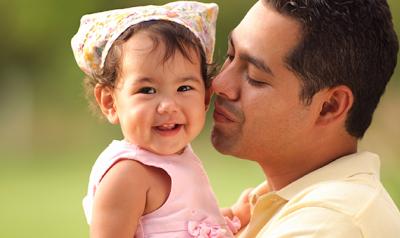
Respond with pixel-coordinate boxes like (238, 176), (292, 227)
(212, 63), (240, 101)
(157, 97), (179, 114)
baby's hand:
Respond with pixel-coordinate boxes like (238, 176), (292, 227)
(221, 187), (253, 232)
(231, 188), (253, 227)
(222, 182), (270, 232)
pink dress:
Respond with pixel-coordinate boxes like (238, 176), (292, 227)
(83, 140), (238, 237)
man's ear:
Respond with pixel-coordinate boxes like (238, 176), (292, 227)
(94, 84), (119, 124)
(316, 85), (354, 126)
(204, 87), (213, 111)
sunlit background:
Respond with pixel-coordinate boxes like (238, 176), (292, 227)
(0, 0), (399, 237)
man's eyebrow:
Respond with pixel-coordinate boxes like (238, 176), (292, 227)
(240, 53), (274, 76)
(229, 31), (274, 76)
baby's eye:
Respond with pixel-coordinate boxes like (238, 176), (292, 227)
(177, 85), (193, 92)
(137, 87), (156, 94)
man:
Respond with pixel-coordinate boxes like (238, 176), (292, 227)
(212, 0), (400, 237)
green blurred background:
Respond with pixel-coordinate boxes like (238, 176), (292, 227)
(0, 0), (398, 237)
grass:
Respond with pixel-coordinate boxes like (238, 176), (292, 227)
(0, 156), (90, 238)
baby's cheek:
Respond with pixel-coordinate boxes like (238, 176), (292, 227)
(189, 110), (206, 135)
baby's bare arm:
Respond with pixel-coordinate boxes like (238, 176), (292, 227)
(90, 160), (149, 238)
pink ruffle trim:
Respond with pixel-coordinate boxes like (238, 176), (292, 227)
(187, 216), (241, 237)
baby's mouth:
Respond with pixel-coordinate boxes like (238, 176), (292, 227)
(155, 123), (182, 131)
(157, 123), (178, 130)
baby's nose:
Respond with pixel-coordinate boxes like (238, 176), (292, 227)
(157, 97), (179, 114)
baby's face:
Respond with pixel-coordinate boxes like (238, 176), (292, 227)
(112, 31), (207, 155)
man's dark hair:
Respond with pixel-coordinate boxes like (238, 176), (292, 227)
(264, 0), (399, 138)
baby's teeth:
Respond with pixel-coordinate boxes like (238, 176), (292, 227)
(161, 124), (175, 129)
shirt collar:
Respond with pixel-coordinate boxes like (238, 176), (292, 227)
(274, 151), (381, 200)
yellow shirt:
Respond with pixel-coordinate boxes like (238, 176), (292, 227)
(238, 152), (400, 238)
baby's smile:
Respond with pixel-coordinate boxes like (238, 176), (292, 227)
(153, 124), (183, 136)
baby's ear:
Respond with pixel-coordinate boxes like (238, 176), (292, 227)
(204, 87), (213, 111)
(94, 84), (119, 124)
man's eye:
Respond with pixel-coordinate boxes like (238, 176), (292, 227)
(220, 53), (234, 72)
(137, 87), (156, 94)
(246, 75), (269, 88)
(225, 53), (234, 62)
(178, 85), (193, 92)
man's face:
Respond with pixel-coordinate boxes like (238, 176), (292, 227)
(211, 1), (316, 162)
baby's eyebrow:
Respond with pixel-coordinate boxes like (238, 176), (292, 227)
(178, 76), (202, 84)
(132, 77), (153, 84)
(131, 76), (202, 85)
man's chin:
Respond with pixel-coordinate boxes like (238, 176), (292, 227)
(211, 127), (236, 156)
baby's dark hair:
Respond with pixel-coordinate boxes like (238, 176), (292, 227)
(84, 20), (215, 113)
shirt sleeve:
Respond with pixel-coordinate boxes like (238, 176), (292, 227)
(258, 206), (363, 238)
